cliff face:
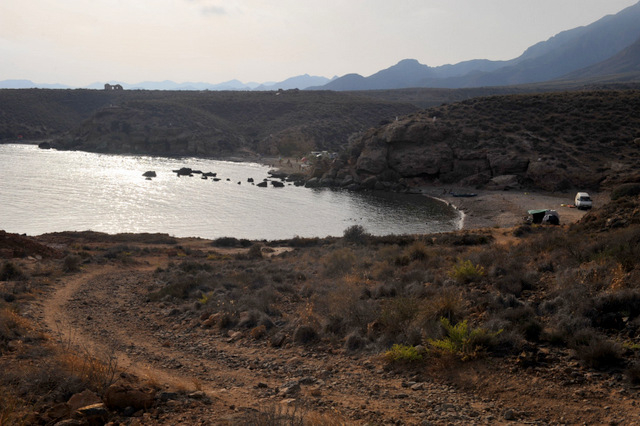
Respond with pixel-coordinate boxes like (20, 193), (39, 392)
(325, 91), (640, 192)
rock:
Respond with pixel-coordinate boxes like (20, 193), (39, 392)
(389, 141), (454, 177)
(356, 137), (388, 175)
(340, 175), (354, 187)
(53, 420), (84, 426)
(142, 171), (156, 178)
(304, 177), (320, 188)
(257, 181), (268, 187)
(202, 312), (221, 328)
(74, 403), (108, 422)
(487, 153), (530, 176)
(360, 175), (379, 190)
(173, 167), (193, 176)
(38, 141), (52, 149)
(411, 383), (425, 391)
(279, 381), (301, 397)
(68, 389), (102, 412)
(247, 177), (254, 183)
(188, 391), (207, 400)
(157, 391), (179, 401)
(486, 174), (520, 190)
(271, 332), (287, 347)
(104, 384), (155, 410)
(271, 181), (285, 188)
(44, 403), (70, 421)
(504, 409), (516, 421)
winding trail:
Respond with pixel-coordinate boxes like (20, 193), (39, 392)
(37, 254), (638, 425)
(38, 261), (505, 424)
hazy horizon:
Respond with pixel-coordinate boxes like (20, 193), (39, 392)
(1, 0), (638, 87)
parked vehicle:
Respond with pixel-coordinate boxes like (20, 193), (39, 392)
(574, 192), (593, 210)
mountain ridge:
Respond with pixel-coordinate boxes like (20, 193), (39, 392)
(3, 2), (640, 91)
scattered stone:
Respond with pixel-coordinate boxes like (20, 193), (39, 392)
(504, 409), (516, 421)
(104, 384), (155, 410)
(44, 403), (70, 421)
(280, 381), (301, 397)
(188, 391), (207, 400)
(68, 389), (102, 412)
(74, 403), (109, 422)
(411, 383), (425, 391)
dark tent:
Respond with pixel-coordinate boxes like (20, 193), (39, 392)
(543, 210), (560, 225)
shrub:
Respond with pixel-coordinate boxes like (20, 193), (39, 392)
(323, 248), (356, 277)
(211, 237), (252, 248)
(379, 297), (419, 342)
(611, 183), (640, 200)
(625, 362), (640, 385)
(570, 329), (623, 369)
(449, 259), (485, 283)
(0, 262), (25, 281)
(343, 225), (369, 244)
(383, 344), (424, 364)
(404, 240), (430, 261)
(420, 288), (465, 324)
(293, 325), (318, 344)
(248, 243), (263, 259)
(428, 318), (501, 360)
(62, 255), (82, 273)
(344, 332), (366, 351)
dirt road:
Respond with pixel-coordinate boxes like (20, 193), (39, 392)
(34, 242), (637, 425)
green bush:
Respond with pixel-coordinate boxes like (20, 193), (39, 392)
(383, 344), (424, 364)
(449, 259), (485, 283)
(428, 318), (500, 360)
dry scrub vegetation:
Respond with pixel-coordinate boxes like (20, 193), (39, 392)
(2, 192), (640, 423)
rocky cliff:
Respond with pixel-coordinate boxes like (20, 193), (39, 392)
(316, 90), (640, 192)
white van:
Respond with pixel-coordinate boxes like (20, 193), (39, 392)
(575, 192), (593, 210)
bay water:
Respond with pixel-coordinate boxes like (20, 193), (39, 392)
(0, 144), (460, 240)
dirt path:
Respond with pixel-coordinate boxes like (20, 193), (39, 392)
(38, 259), (512, 424)
(36, 251), (638, 425)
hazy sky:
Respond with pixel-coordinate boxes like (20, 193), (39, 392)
(1, 0), (638, 86)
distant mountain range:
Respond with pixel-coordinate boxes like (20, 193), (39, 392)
(0, 74), (335, 91)
(2, 1), (640, 91)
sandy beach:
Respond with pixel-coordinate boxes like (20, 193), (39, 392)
(423, 187), (609, 230)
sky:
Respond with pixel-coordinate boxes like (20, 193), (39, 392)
(1, 0), (638, 87)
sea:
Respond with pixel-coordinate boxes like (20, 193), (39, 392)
(0, 144), (460, 240)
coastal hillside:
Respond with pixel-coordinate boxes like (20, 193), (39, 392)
(0, 89), (417, 157)
(325, 90), (640, 192)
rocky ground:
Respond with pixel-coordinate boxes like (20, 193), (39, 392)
(23, 238), (638, 425)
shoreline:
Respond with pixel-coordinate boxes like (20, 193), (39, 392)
(420, 187), (609, 230)
(3, 143), (604, 233)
